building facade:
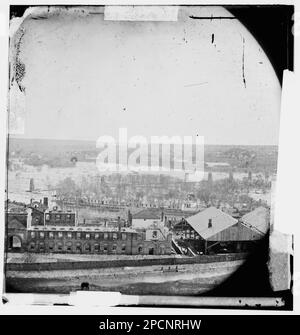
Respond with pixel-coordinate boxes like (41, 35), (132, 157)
(25, 226), (172, 255)
(6, 199), (173, 255)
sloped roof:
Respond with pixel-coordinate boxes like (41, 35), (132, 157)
(132, 219), (160, 230)
(7, 203), (27, 213)
(186, 206), (238, 240)
(8, 219), (27, 230)
(241, 206), (269, 234)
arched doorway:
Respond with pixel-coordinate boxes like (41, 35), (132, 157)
(8, 235), (22, 251)
(148, 246), (155, 255)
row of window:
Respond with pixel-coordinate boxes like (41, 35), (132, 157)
(29, 241), (128, 253)
(27, 242), (163, 254)
(29, 231), (135, 241)
(45, 213), (74, 221)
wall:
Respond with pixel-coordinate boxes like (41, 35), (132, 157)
(6, 253), (248, 271)
(207, 222), (265, 241)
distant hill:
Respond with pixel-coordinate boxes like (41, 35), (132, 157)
(8, 137), (278, 173)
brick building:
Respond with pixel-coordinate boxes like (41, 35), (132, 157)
(6, 199), (172, 255)
(26, 226), (172, 255)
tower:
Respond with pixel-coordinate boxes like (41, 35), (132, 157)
(29, 178), (35, 192)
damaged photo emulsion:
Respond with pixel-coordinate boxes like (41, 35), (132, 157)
(4, 5), (286, 301)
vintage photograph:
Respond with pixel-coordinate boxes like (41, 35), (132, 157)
(3, 4), (294, 307)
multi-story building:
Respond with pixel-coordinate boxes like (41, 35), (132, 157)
(6, 198), (173, 255)
(26, 226), (172, 255)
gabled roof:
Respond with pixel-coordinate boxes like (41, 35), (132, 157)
(241, 206), (269, 235)
(186, 206), (238, 240)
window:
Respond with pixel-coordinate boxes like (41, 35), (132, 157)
(138, 246), (143, 254)
(57, 243), (63, 251)
(45, 214), (50, 221)
(76, 232), (81, 239)
(152, 230), (158, 239)
(94, 243), (100, 252)
(66, 242), (72, 251)
(112, 233), (118, 240)
(35, 217), (40, 223)
(121, 244), (126, 254)
(29, 243), (35, 250)
(95, 233), (100, 239)
(112, 244), (117, 253)
(66, 214), (71, 220)
(30, 232), (35, 239)
(84, 244), (91, 252)
(56, 214), (61, 220)
(49, 232), (54, 239)
(103, 245), (108, 253)
(76, 243), (81, 252)
(39, 232), (45, 239)
(85, 233), (90, 240)
(49, 242), (54, 251)
(39, 243), (45, 251)
(103, 233), (108, 240)
(121, 233), (127, 241)
(58, 232), (63, 239)
(67, 232), (72, 239)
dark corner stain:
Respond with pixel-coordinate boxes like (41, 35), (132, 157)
(198, 231), (293, 310)
(224, 5), (294, 85)
(10, 5), (29, 19)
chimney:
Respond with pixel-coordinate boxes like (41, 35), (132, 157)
(43, 197), (48, 208)
(118, 216), (121, 232)
(127, 210), (132, 227)
(208, 218), (212, 228)
(29, 178), (35, 192)
(26, 207), (32, 229)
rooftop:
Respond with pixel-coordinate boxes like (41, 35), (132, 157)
(186, 206), (238, 240)
(241, 206), (269, 235)
(28, 226), (138, 233)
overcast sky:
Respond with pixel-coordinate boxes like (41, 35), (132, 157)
(10, 6), (281, 145)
